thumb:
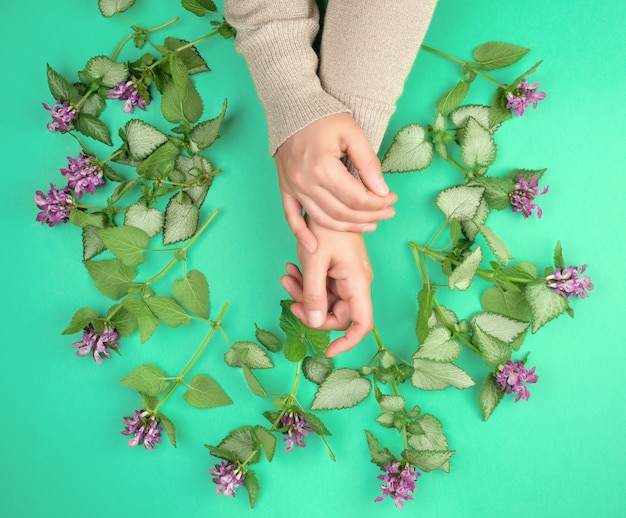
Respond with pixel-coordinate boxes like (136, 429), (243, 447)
(342, 127), (389, 196)
(299, 254), (329, 329)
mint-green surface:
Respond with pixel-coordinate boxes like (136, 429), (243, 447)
(2, 1), (625, 517)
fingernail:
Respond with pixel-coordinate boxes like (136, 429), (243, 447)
(374, 179), (389, 195)
(362, 223), (376, 232)
(383, 208), (395, 220)
(308, 310), (324, 328)
(280, 277), (289, 291)
(302, 238), (316, 254)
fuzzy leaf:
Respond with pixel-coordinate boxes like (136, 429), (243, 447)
(183, 374), (232, 408)
(416, 287), (435, 343)
(448, 246), (483, 291)
(436, 185), (485, 221)
(125, 119), (169, 161)
(80, 55), (128, 87)
(120, 363), (170, 396)
(472, 326), (512, 368)
(122, 296), (159, 343)
(473, 41), (530, 70)
(469, 176), (515, 210)
(84, 258), (137, 299)
(163, 193), (199, 245)
(402, 448), (455, 472)
(376, 394), (405, 413)
(255, 324), (281, 352)
(450, 104), (500, 134)
(158, 413), (177, 447)
(381, 124), (433, 173)
(460, 117), (496, 168)
(524, 280), (568, 333)
(136, 141), (179, 180)
(190, 99), (227, 149)
(224, 341), (274, 369)
(471, 312), (529, 343)
(161, 79), (204, 124)
(145, 296), (190, 327)
(311, 369), (372, 410)
(479, 374), (504, 421)
(302, 354), (334, 384)
(481, 286), (532, 322)
(62, 307), (99, 335)
(254, 426), (276, 462)
(174, 155), (213, 208)
(75, 113), (112, 146)
(46, 64), (79, 102)
(489, 88), (513, 126)
(436, 81), (470, 117)
(408, 414), (448, 450)
(412, 359), (474, 390)
(365, 430), (396, 467)
(242, 365), (269, 398)
(182, 0), (217, 16)
(172, 270), (209, 319)
(124, 203), (163, 238)
(107, 305), (138, 337)
(244, 470), (260, 509)
(96, 226), (149, 267)
(164, 37), (210, 75)
(98, 0), (135, 17)
(70, 209), (107, 229)
(460, 197), (489, 242)
(279, 300), (330, 358)
(478, 224), (513, 265)
(218, 426), (260, 464)
(413, 326), (462, 363)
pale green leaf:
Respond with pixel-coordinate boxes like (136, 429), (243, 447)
(84, 258), (137, 299)
(254, 426), (276, 462)
(471, 312), (529, 343)
(524, 280), (568, 333)
(190, 99), (228, 149)
(224, 341), (274, 369)
(82, 225), (107, 260)
(98, 0), (135, 17)
(448, 246), (483, 290)
(165, 37), (210, 75)
(124, 203), (164, 238)
(472, 326), (512, 368)
(302, 354), (334, 384)
(381, 124), (433, 173)
(136, 141), (179, 180)
(158, 413), (177, 447)
(412, 359), (474, 390)
(145, 296), (190, 327)
(413, 326), (461, 362)
(478, 224), (513, 265)
(62, 307), (99, 335)
(255, 324), (281, 352)
(311, 369), (372, 410)
(80, 55), (128, 87)
(469, 176), (515, 210)
(96, 226), (149, 267)
(161, 79), (204, 124)
(481, 286), (532, 322)
(473, 41), (529, 70)
(460, 197), (489, 242)
(242, 365), (269, 398)
(377, 394), (405, 413)
(125, 119), (169, 161)
(218, 426), (260, 464)
(244, 470), (260, 509)
(183, 374), (232, 408)
(174, 155), (213, 208)
(436, 81), (470, 117)
(75, 113), (112, 146)
(460, 117), (496, 168)
(365, 430), (396, 467)
(402, 448), (455, 472)
(46, 64), (79, 102)
(120, 363), (170, 396)
(436, 185), (485, 221)
(479, 373), (504, 421)
(172, 270), (209, 319)
(122, 296), (159, 343)
(163, 193), (199, 245)
(450, 104), (500, 133)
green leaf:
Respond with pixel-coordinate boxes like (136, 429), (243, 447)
(181, 0), (217, 16)
(459, 117), (497, 168)
(124, 119), (169, 161)
(254, 426), (276, 462)
(450, 104), (500, 134)
(553, 240), (565, 270)
(436, 185), (485, 221)
(524, 280), (568, 333)
(243, 470), (260, 509)
(489, 88), (513, 126)
(242, 364), (269, 398)
(413, 326), (461, 363)
(302, 354), (334, 384)
(96, 226), (149, 267)
(122, 296), (160, 343)
(508, 167), (547, 184)
(172, 270), (209, 319)
(473, 41), (529, 70)
(477, 224), (513, 266)
(255, 324), (281, 352)
(365, 430), (396, 467)
(84, 258), (137, 299)
(376, 394), (405, 413)
(183, 374), (232, 408)
(508, 60), (543, 92)
(190, 99), (227, 149)
(218, 426), (260, 464)
(412, 359), (474, 390)
(107, 305), (138, 337)
(479, 373), (504, 421)
(120, 363), (170, 396)
(174, 155), (213, 208)
(157, 412), (177, 447)
(136, 140), (179, 180)
(481, 286), (532, 322)
(448, 246), (483, 291)
(471, 312), (529, 343)
(436, 81), (470, 116)
(163, 193), (199, 245)
(46, 64), (79, 102)
(70, 209), (107, 229)
(459, 197), (489, 242)
(381, 124), (433, 173)
(79, 55), (128, 87)
(469, 176), (515, 210)
(164, 37), (210, 75)
(279, 300), (330, 357)
(161, 78), (204, 124)
(416, 287), (435, 343)
(408, 414), (448, 449)
(402, 449), (455, 472)
(145, 296), (190, 327)
(98, 0), (135, 17)
(472, 326), (511, 368)
(75, 113), (112, 146)
(82, 225), (107, 261)
(62, 307), (99, 335)
(110, 177), (141, 204)
(311, 369), (372, 410)
(299, 410), (331, 436)
(79, 92), (107, 117)
(224, 341), (274, 369)
(124, 203), (164, 238)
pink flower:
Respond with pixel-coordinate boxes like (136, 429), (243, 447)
(43, 100), (78, 132)
(209, 461), (245, 497)
(60, 153), (105, 198)
(34, 184), (75, 227)
(107, 76), (151, 113)
(510, 175), (549, 218)
(280, 410), (313, 452)
(121, 410), (163, 451)
(546, 265), (594, 299)
(495, 360), (538, 402)
(375, 461), (420, 510)
(506, 79), (546, 116)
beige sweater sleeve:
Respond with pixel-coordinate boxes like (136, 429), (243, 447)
(224, 0), (438, 156)
(223, 0), (350, 155)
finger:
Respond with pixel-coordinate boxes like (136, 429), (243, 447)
(325, 321), (372, 357)
(285, 262), (303, 284)
(341, 130), (389, 196)
(282, 194), (317, 253)
(280, 274), (303, 302)
(302, 196), (380, 233)
(299, 254), (330, 328)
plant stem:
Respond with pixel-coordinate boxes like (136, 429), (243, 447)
(154, 302), (229, 413)
(111, 16), (180, 60)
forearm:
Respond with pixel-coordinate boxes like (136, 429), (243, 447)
(224, 0), (350, 155)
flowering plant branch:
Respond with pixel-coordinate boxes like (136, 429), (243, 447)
(34, 2), (594, 512)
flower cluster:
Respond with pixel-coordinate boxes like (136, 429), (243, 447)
(374, 461), (420, 510)
(280, 410), (313, 452)
(72, 323), (120, 363)
(107, 76), (151, 113)
(546, 265), (594, 299)
(209, 461), (246, 497)
(33, 184), (75, 227)
(60, 153), (104, 198)
(121, 410), (163, 451)
(42, 99), (78, 133)
(506, 78), (546, 116)
(510, 175), (549, 218)
(495, 360), (539, 402)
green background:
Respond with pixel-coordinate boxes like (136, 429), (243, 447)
(2, 1), (625, 517)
